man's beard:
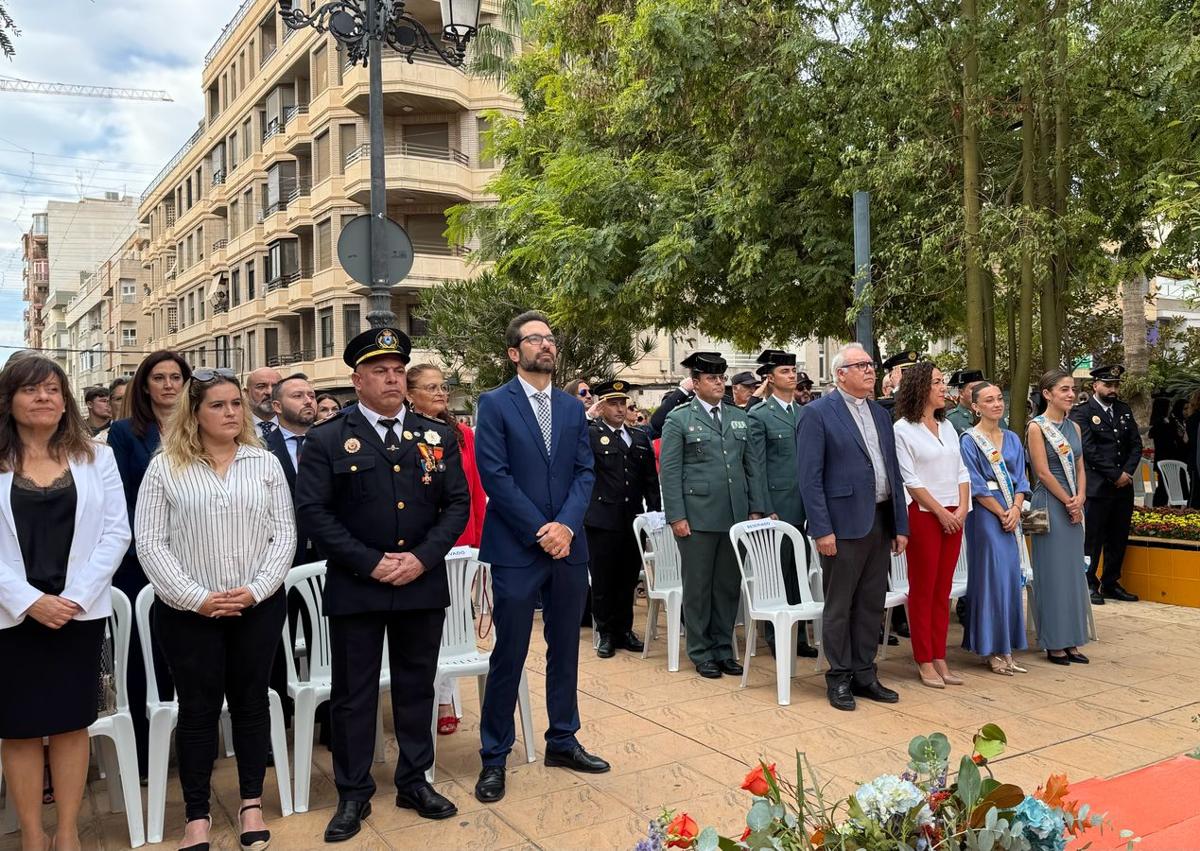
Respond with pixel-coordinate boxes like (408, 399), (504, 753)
(520, 352), (555, 374)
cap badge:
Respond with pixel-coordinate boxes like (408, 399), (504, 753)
(376, 329), (398, 350)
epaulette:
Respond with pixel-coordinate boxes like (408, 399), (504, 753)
(311, 409), (345, 428)
(406, 410), (455, 432)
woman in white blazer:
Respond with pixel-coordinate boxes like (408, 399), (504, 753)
(0, 355), (130, 851)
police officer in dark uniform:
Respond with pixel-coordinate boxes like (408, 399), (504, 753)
(1070, 364), (1142, 604)
(797, 370), (815, 406)
(296, 327), (470, 841)
(584, 379), (662, 658)
(877, 351), (922, 415)
(650, 378), (695, 439)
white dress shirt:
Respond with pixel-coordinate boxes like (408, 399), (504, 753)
(136, 444), (297, 612)
(357, 401), (407, 443)
(277, 424), (305, 471)
(893, 418), (971, 508)
(517, 375), (552, 430)
(837, 388), (891, 501)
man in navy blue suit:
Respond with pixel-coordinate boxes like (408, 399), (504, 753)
(798, 343), (909, 712)
(473, 310), (605, 804)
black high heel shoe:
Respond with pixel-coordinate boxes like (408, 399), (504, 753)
(239, 803), (271, 851)
(1065, 648), (1089, 664)
(1046, 650), (1071, 666)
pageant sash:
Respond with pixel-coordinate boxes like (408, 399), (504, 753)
(968, 427), (1016, 510)
(1033, 415), (1077, 497)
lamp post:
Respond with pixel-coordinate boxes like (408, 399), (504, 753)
(279, 0), (483, 328)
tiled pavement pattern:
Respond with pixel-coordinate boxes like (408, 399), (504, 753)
(5, 599), (1198, 849)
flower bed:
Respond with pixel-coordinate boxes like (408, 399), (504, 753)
(1131, 506), (1200, 542)
(638, 725), (1136, 851)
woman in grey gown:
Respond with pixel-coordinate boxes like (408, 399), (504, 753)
(1026, 369), (1091, 664)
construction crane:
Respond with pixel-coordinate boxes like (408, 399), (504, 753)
(0, 75), (172, 102)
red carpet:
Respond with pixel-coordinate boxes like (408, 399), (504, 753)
(1067, 754), (1200, 849)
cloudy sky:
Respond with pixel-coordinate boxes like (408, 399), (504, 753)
(0, 0), (239, 366)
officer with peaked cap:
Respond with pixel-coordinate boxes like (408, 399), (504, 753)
(747, 350), (818, 658)
(946, 369), (985, 435)
(1069, 364), (1142, 604)
(584, 380), (662, 658)
(878, 351), (923, 413)
(796, 370), (815, 406)
(660, 352), (767, 677)
(297, 327), (470, 840)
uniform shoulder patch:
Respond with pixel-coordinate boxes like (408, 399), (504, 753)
(311, 409), (345, 428)
(406, 410), (455, 435)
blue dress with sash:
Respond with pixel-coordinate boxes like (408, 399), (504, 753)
(960, 430), (1031, 656)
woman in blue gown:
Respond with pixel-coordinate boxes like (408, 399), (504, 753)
(959, 382), (1031, 674)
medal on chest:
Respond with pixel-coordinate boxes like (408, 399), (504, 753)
(417, 441), (445, 485)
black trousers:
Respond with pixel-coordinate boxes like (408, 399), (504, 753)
(585, 524), (642, 637)
(328, 608), (443, 801)
(153, 591), (286, 821)
(1084, 488), (1135, 590)
(819, 506), (890, 688)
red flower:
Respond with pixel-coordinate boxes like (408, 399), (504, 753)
(741, 763), (778, 796)
(928, 790), (951, 809)
(972, 753), (986, 765)
(666, 813), (699, 848)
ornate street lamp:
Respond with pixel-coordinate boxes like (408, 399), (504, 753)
(279, 0), (484, 327)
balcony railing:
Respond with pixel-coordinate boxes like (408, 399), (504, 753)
(344, 50), (464, 73)
(260, 44), (278, 68)
(267, 349), (315, 367)
(261, 201), (287, 219)
(212, 169), (226, 186)
(283, 104), (309, 126)
(212, 238), (228, 251)
(344, 142), (470, 168)
(265, 267), (313, 293)
(142, 124), (205, 201)
(286, 180), (312, 205)
(204, 0), (256, 67)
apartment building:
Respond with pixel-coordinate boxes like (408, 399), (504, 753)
(21, 194), (140, 372)
(138, 0), (516, 386)
(63, 228), (154, 396)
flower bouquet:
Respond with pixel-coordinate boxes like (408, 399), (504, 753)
(636, 724), (1137, 850)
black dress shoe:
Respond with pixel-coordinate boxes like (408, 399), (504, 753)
(620, 631), (645, 652)
(796, 641), (819, 659)
(396, 782), (457, 820)
(324, 800), (371, 843)
(545, 744), (611, 773)
(851, 680), (900, 703)
(878, 630), (901, 646)
(827, 682), (856, 711)
(894, 622), (911, 639)
(1046, 651), (1071, 666)
(474, 766), (506, 803)
(1065, 649), (1090, 664)
(1090, 590), (1106, 605)
(695, 660), (722, 678)
(717, 658), (743, 675)
(596, 635), (615, 658)
(1102, 585), (1138, 602)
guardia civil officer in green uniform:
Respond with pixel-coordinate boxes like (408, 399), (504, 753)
(747, 349), (818, 658)
(947, 369), (985, 435)
(660, 352), (767, 678)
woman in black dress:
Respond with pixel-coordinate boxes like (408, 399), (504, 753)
(0, 356), (130, 851)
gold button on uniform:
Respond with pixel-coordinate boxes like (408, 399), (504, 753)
(393, 465), (401, 472)
(396, 501), (406, 510)
(350, 465), (358, 472)
(397, 539), (405, 546)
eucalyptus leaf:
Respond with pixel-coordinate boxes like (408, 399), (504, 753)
(695, 826), (720, 851)
(747, 800), (772, 832)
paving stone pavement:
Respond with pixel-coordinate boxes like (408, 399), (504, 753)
(4, 598), (1198, 850)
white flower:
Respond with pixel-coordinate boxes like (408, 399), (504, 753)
(854, 775), (926, 823)
(424, 430), (441, 446)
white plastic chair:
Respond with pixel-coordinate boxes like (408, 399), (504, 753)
(428, 547), (535, 783)
(634, 513), (685, 672)
(135, 587), (292, 843)
(282, 562), (389, 813)
(1158, 459), (1189, 507)
(880, 552), (910, 661)
(949, 545), (969, 603)
(1134, 457), (1156, 508)
(729, 520), (825, 706)
(1, 591), (147, 845)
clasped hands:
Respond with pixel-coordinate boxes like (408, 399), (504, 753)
(371, 552), (427, 586)
(1063, 492), (1085, 525)
(537, 522), (573, 560)
(937, 504), (970, 535)
(198, 587), (256, 618)
(27, 594), (82, 629)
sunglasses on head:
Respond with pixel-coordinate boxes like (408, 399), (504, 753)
(191, 368), (237, 384)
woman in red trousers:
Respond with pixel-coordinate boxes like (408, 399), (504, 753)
(891, 362), (970, 689)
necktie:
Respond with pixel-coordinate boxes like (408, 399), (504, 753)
(258, 420), (276, 440)
(533, 391), (552, 453)
(378, 418), (403, 452)
(711, 405), (722, 430)
(291, 434), (305, 464)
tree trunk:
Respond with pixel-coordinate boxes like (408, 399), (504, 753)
(1038, 50), (1059, 371)
(1052, 0), (1070, 366)
(1121, 266), (1150, 425)
(1010, 15), (1038, 435)
(961, 0), (986, 370)
(983, 266), (997, 377)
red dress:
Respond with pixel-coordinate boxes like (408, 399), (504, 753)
(455, 423), (487, 548)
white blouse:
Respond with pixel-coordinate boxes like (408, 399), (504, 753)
(135, 445), (296, 612)
(893, 418), (971, 508)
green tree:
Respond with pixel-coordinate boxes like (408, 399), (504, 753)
(0, 3), (18, 59)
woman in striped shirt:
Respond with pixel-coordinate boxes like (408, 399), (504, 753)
(136, 368), (295, 851)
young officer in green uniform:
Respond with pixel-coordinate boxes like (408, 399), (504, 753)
(660, 352), (767, 678)
(746, 349), (818, 657)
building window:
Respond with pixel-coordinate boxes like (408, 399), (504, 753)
(313, 131), (330, 184)
(315, 219), (332, 270)
(342, 304), (360, 342)
(231, 269), (241, 307)
(477, 116), (493, 168)
(337, 123), (356, 174)
(313, 43), (328, 94)
(216, 335), (231, 369)
(246, 261), (256, 299)
(233, 335), (242, 371)
(121, 325), (136, 347)
(188, 292), (196, 326)
(319, 307), (334, 357)
(246, 330), (256, 370)
(120, 278), (136, 303)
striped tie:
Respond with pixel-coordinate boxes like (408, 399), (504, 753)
(533, 391), (552, 454)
